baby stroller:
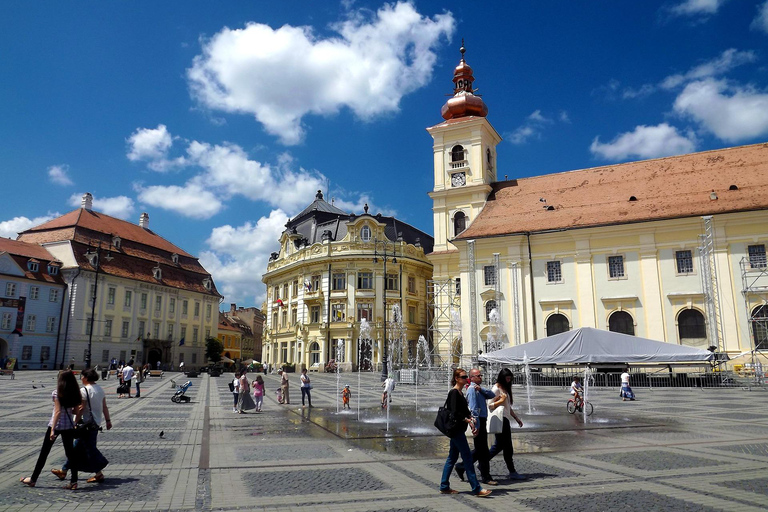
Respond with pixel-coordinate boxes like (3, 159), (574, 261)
(171, 380), (192, 403)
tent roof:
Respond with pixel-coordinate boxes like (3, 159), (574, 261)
(479, 327), (718, 365)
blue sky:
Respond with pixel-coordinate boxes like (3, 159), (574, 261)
(2, 1), (768, 308)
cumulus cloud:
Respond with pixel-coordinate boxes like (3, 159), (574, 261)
(187, 2), (455, 144)
(48, 164), (73, 186)
(752, 1), (768, 33)
(673, 78), (768, 142)
(667, 0), (726, 17)
(126, 124), (185, 171)
(68, 193), (135, 219)
(0, 214), (59, 239)
(508, 110), (557, 145)
(135, 183), (223, 219)
(590, 123), (697, 161)
(200, 210), (289, 304)
(621, 49), (756, 99)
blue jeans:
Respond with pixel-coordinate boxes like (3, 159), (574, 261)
(441, 433), (481, 493)
(301, 387), (312, 406)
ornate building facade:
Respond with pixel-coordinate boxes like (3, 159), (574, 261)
(428, 45), (768, 365)
(17, 193), (221, 369)
(261, 191), (434, 371)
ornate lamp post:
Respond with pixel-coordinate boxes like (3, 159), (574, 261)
(84, 240), (113, 369)
(373, 237), (399, 381)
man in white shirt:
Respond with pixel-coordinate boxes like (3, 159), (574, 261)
(121, 360), (135, 398)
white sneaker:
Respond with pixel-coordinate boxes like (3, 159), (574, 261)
(232, 408), (237, 412)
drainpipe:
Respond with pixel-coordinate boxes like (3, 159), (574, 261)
(527, 233), (538, 339)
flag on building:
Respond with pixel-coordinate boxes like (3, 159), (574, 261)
(179, 337), (185, 346)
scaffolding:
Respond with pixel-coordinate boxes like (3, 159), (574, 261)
(740, 256), (768, 384)
(511, 262), (521, 346)
(427, 277), (462, 369)
(468, 240), (479, 365)
(698, 216), (724, 354)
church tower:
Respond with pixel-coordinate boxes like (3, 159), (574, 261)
(427, 42), (502, 262)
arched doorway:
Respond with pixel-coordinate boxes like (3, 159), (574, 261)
(609, 311), (635, 336)
(546, 313), (570, 336)
(678, 309), (707, 348)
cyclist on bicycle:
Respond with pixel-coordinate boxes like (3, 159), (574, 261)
(570, 376), (583, 409)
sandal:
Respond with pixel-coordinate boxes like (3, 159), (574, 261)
(86, 474), (105, 483)
(19, 477), (35, 487)
(51, 468), (67, 480)
(63, 482), (78, 490)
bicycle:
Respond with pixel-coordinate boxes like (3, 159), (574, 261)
(567, 394), (594, 416)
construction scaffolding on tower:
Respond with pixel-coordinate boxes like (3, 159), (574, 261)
(698, 216), (725, 359)
(427, 277), (463, 370)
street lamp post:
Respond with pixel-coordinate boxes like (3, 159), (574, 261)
(373, 237), (399, 382)
(84, 241), (113, 369)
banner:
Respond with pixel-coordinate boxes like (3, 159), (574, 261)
(11, 297), (25, 336)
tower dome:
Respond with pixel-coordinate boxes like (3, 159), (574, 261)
(440, 41), (488, 120)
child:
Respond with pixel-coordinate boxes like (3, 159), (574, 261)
(276, 386), (283, 404)
(341, 385), (351, 409)
(570, 376), (583, 409)
(253, 375), (265, 412)
(381, 375), (395, 409)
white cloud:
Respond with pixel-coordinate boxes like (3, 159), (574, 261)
(668, 0), (726, 17)
(48, 164), (73, 186)
(68, 193), (135, 219)
(508, 110), (556, 145)
(673, 78), (768, 142)
(660, 49), (756, 89)
(752, 1), (768, 33)
(126, 124), (185, 171)
(187, 2), (455, 144)
(590, 123), (696, 161)
(200, 210), (289, 305)
(0, 214), (58, 239)
(136, 183), (223, 219)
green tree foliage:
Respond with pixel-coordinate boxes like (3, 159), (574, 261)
(205, 337), (223, 363)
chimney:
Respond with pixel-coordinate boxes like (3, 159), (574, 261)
(81, 193), (93, 211)
(230, 303), (237, 314)
(139, 212), (149, 229)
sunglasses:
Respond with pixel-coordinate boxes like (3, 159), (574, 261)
(458, 375), (468, 379)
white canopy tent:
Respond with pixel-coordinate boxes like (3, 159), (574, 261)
(479, 327), (720, 365)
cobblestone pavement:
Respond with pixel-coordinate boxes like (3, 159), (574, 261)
(1, 370), (767, 511)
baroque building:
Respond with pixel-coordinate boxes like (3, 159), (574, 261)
(223, 303), (263, 362)
(17, 193), (221, 369)
(262, 191), (433, 371)
(428, 45), (768, 365)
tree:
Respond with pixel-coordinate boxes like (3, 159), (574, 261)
(205, 337), (223, 363)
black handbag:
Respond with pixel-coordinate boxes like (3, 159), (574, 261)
(434, 397), (460, 437)
(117, 383), (129, 394)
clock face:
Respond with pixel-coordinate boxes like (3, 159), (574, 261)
(451, 172), (466, 187)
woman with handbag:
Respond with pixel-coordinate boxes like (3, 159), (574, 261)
(19, 370), (82, 489)
(237, 370), (257, 413)
(487, 368), (525, 480)
(299, 368), (313, 407)
(439, 368), (492, 498)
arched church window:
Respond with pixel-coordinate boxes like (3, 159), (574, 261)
(752, 305), (768, 350)
(678, 309), (706, 340)
(451, 145), (465, 162)
(485, 300), (497, 321)
(546, 313), (570, 336)
(454, 211), (466, 237)
(608, 311), (635, 336)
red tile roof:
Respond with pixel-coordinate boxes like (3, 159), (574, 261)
(457, 142), (768, 239)
(0, 238), (66, 285)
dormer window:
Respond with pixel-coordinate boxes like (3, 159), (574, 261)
(112, 236), (121, 250)
(47, 264), (59, 275)
(27, 260), (39, 273)
(152, 265), (162, 280)
(361, 225), (371, 242)
(172, 253), (179, 265)
(86, 253), (99, 268)
(203, 277), (212, 291)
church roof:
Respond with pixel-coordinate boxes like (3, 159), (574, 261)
(456, 142), (768, 239)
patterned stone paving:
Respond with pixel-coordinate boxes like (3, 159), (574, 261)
(242, 467), (391, 497)
(519, 490), (724, 512)
(585, 450), (729, 471)
(717, 476), (768, 496)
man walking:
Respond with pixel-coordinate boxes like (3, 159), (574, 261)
(457, 368), (498, 485)
(280, 369), (290, 405)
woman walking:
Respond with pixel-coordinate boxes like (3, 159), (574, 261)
(252, 375), (265, 412)
(487, 368), (525, 481)
(237, 370), (257, 413)
(19, 370), (82, 489)
(231, 372), (240, 412)
(439, 368), (492, 498)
